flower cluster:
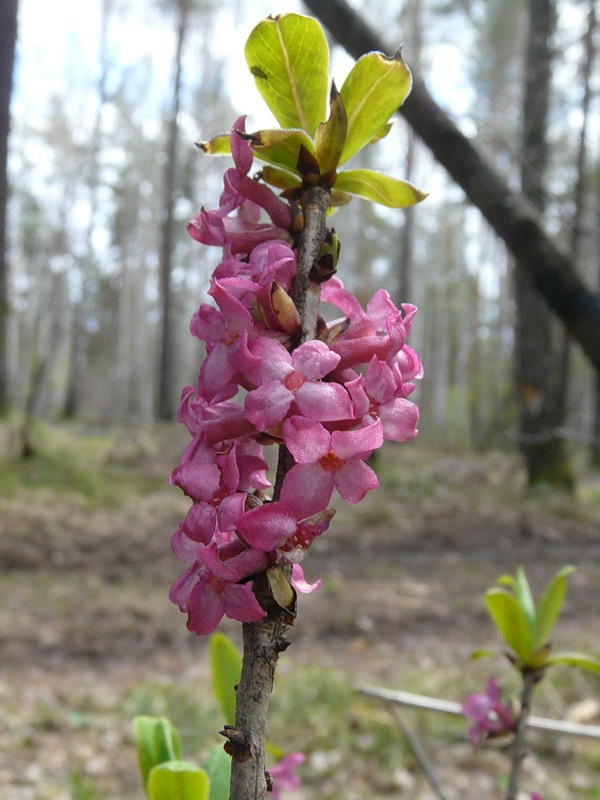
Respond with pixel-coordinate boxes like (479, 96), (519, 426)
(169, 116), (422, 636)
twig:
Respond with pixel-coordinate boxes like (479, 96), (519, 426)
(358, 685), (600, 739)
(388, 704), (451, 800)
(506, 671), (537, 800)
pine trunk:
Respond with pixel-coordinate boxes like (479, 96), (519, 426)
(515, 0), (573, 490)
(0, 0), (18, 415)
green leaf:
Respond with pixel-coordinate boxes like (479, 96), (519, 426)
(484, 588), (533, 664)
(148, 761), (209, 800)
(514, 567), (536, 630)
(197, 133), (231, 156)
(335, 169), (427, 208)
(544, 651), (600, 675)
(209, 633), (242, 725)
(329, 189), (353, 207)
(202, 745), (231, 800)
(367, 122), (394, 145)
(245, 14), (329, 136)
(314, 82), (348, 176)
(339, 50), (412, 165)
(246, 127), (315, 174)
(496, 575), (517, 589)
(532, 566), (576, 651)
(134, 716), (182, 795)
(261, 165), (301, 192)
(470, 647), (501, 660)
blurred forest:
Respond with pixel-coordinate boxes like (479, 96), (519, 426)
(2, 0), (600, 485)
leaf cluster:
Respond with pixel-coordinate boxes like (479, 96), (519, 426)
(476, 566), (600, 676)
(201, 14), (427, 210)
(134, 634), (240, 800)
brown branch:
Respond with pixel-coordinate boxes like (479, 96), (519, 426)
(506, 670), (538, 800)
(229, 185), (330, 800)
(302, 0), (600, 374)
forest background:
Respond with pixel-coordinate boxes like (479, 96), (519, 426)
(2, 1), (600, 798)
(2, 0), (600, 479)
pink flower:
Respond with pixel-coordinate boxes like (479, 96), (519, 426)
(290, 563), (321, 593)
(235, 499), (334, 556)
(187, 117), (292, 255)
(346, 356), (419, 441)
(462, 678), (517, 747)
(244, 338), (353, 431)
(321, 278), (410, 370)
(281, 416), (383, 517)
(169, 539), (269, 636)
(171, 110), (423, 638)
(268, 752), (305, 798)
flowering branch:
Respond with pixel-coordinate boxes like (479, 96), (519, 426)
(168, 13), (426, 800)
(228, 185), (330, 800)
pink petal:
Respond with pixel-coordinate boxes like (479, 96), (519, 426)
(331, 419), (383, 461)
(245, 382), (293, 431)
(186, 580), (225, 635)
(183, 502), (217, 544)
(291, 564), (321, 593)
(283, 417), (330, 464)
(291, 340), (340, 380)
(236, 502), (297, 551)
(221, 582), (267, 623)
(170, 460), (221, 502)
(246, 337), (292, 384)
(280, 463), (333, 518)
(295, 382), (354, 422)
(169, 562), (200, 608)
(334, 460), (379, 504)
(379, 398), (419, 441)
(231, 116), (253, 174)
(364, 357), (397, 403)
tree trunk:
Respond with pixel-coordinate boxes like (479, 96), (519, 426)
(558, 0), (596, 425)
(63, 0), (112, 419)
(514, 0), (573, 489)
(0, 0), (18, 415)
(396, 0), (423, 306)
(156, 2), (188, 421)
(592, 159), (600, 468)
(302, 0), (600, 375)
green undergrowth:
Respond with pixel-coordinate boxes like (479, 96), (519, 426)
(106, 660), (600, 798)
(0, 420), (172, 507)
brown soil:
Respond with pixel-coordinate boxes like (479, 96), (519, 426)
(1, 438), (599, 798)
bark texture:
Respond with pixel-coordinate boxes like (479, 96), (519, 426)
(0, 0), (18, 414)
(301, 0), (600, 374)
(515, 0), (573, 489)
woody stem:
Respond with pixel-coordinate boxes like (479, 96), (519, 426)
(228, 185), (330, 800)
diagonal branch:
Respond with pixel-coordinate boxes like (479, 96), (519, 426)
(302, 0), (600, 374)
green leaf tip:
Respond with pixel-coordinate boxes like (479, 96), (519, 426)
(483, 565), (582, 672)
(245, 13), (329, 136)
(209, 632), (242, 725)
(335, 169), (428, 208)
(147, 761), (209, 800)
(339, 49), (412, 165)
(134, 716), (182, 795)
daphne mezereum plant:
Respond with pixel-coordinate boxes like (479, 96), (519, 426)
(464, 566), (600, 800)
(166, 12), (426, 799)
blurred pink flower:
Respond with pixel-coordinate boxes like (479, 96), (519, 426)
(462, 677), (517, 747)
(269, 752), (305, 798)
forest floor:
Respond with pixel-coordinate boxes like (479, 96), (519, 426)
(1, 422), (599, 799)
